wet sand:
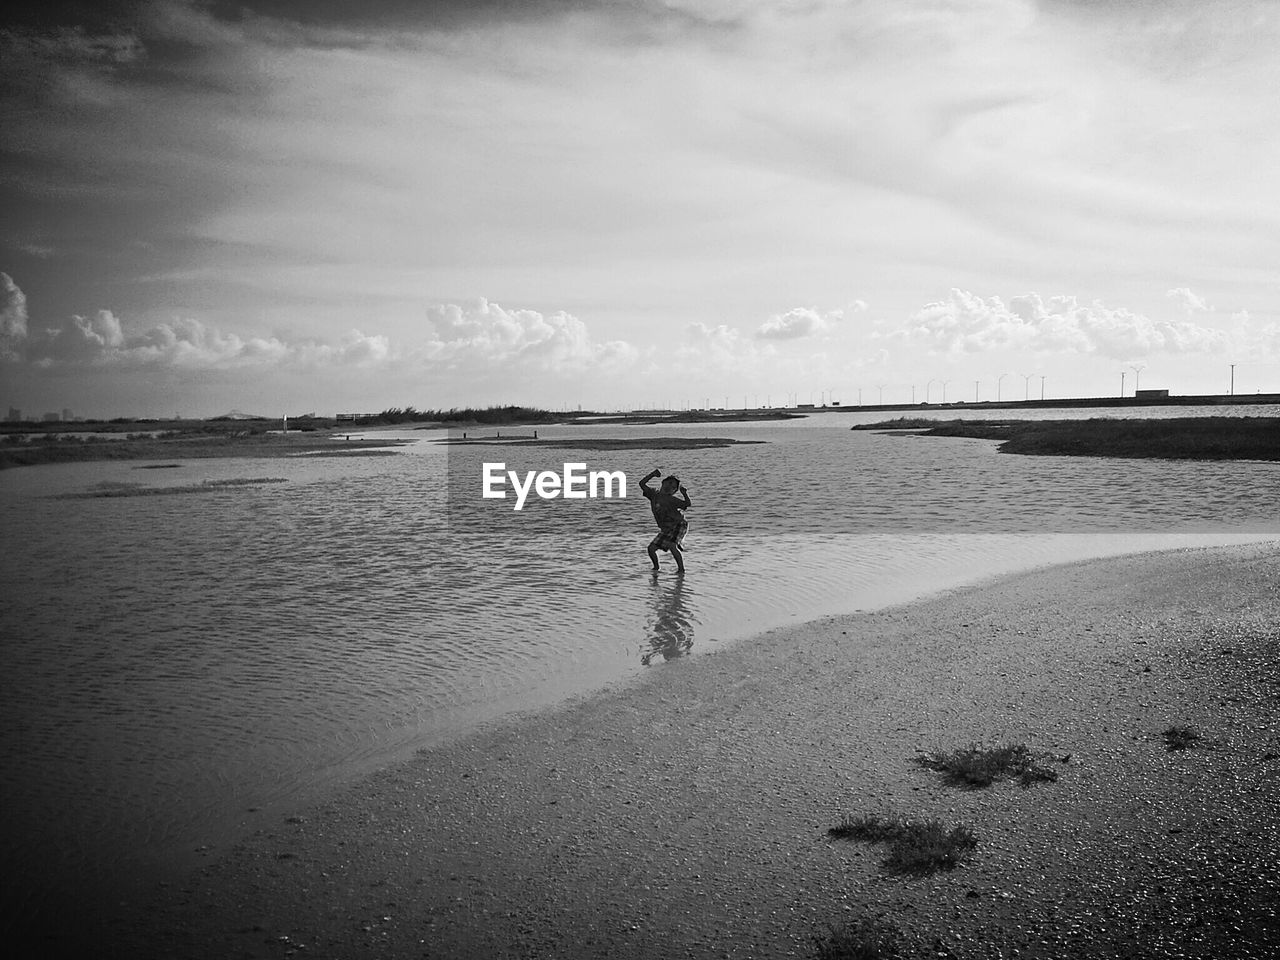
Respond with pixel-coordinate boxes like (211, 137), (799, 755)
(47, 543), (1280, 958)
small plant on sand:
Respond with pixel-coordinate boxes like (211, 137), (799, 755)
(1162, 725), (1200, 751)
(812, 916), (903, 960)
(828, 814), (978, 875)
(828, 813), (907, 844)
(913, 742), (1061, 789)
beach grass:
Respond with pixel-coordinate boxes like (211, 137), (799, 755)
(812, 916), (905, 960)
(1162, 725), (1200, 751)
(828, 814), (978, 875)
(912, 742), (1062, 789)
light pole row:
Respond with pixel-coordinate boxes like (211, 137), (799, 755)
(686, 362), (1246, 411)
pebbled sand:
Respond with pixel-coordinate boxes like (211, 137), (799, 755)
(79, 544), (1280, 958)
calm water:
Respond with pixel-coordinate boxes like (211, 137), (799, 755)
(2, 406), (1279, 904)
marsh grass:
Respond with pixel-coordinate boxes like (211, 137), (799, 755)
(903, 417), (1280, 460)
(812, 916), (904, 960)
(1162, 725), (1200, 751)
(913, 742), (1061, 789)
(828, 814), (977, 875)
(850, 417), (956, 432)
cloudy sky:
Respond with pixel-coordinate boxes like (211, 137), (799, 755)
(2, 0), (1278, 418)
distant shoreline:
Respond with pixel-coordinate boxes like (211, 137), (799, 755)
(856, 416), (1280, 460)
(436, 436), (763, 450)
(0, 431), (411, 470)
(7, 410), (1280, 469)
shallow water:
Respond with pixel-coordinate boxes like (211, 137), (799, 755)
(2, 408), (1279, 900)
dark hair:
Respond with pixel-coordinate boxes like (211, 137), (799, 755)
(663, 475), (680, 488)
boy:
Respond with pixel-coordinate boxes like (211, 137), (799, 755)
(639, 467), (690, 573)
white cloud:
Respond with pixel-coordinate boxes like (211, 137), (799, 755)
(902, 289), (1228, 358)
(1, 273), (29, 360)
(756, 302), (863, 340)
(675, 321), (773, 371)
(1229, 310), (1280, 361)
(1166, 287), (1210, 312)
(15, 306), (392, 371)
(419, 299), (640, 378)
(422, 299), (637, 374)
(7, 284), (640, 382)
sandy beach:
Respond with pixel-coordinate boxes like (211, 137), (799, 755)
(46, 543), (1280, 959)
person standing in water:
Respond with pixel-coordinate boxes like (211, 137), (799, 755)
(639, 467), (690, 573)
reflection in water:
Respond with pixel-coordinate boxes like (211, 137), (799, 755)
(642, 572), (695, 665)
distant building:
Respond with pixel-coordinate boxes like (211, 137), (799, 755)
(42, 411), (61, 422)
(6, 407), (19, 422)
(1135, 389), (1169, 399)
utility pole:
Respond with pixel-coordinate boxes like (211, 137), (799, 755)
(1129, 363), (1145, 395)
(1022, 374), (1033, 400)
(1120, 372), (1125, 397)
(942, 380), (950, 403)
(1040, 376), (1046, 400)
(1230, 363), (1236, 396)
(974, 380), (980, 403)
(997, 373), (1008, 402)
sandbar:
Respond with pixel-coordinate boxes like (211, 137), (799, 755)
(438, 436), (762, 449)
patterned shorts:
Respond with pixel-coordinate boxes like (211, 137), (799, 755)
(649, 517), (688, 552)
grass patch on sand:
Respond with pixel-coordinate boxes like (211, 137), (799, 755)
(1162, 725), (1200, 751)
(812, 916), (905, 960)
(828, 814), (978, 875)
(912, 742), (1062, 789)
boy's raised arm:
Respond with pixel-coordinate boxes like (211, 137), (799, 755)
(677, 486), (691, 509)
(639, 467), (661, 491)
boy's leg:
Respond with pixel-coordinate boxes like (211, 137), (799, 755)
(647, 542), (660, 569)
(669, 544), (684, 573)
